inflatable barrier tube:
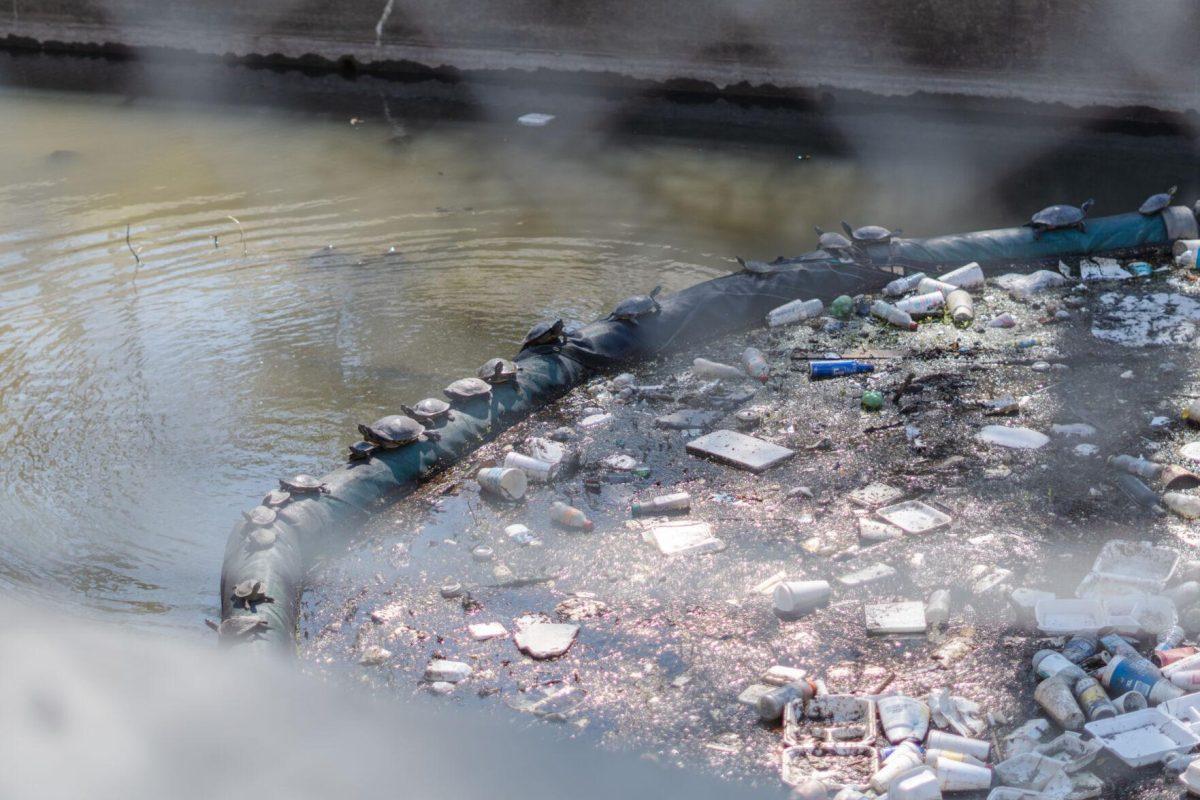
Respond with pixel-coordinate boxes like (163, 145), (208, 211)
(219, 206), (1199, 652)
(219, 260), (888, 651)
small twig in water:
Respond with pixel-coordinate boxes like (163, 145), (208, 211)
(125, 224), (141, 269)
(227, 215), (247, 257)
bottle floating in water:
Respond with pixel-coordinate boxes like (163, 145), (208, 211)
(870, 300), (918, 331)
(631, 492), (691, 516)
(741, 347), (769, 383)
(895, 291), (945, 317)
(947, 289), (974, 324)
(1062, 634), (1099, 664)
(883, 272), (927, 297)
(809, 359), (874, 380)
(550, 501), (594, 531)
(767, 298), (824, 327)
(938, 262), (985, 290)
(917, 276), (957, 297)
(1108, 454), (1163, 480)
(1157, 625), (1187, 651)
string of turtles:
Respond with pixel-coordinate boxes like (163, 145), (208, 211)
(209, 187), (1177, 641)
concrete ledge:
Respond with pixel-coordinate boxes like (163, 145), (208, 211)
(3, 1), (1199, 113)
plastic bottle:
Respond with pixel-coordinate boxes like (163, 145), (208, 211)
(1165, 492), (1200, 519)
(550, 501), (593, 531)
(1033, 675), (1085, 730)
(756, 679), (815, 721)
(829, 295), (854, 319)
(772, 580), (831, 617)
(1072, 675), (1117, 720)
(1108, 454), (1163, 480)
(1099, 633), (1142, 658)
(937, 262), (985, 290)
(917, 276), (957, 297)
(871, 300), (918, 331)
(1115, 473), (1166, 515)
(767, 298), (824, 327)
(1061, 634), (1099, 664)
(883, 272), (927, 296)
(741, 347), (769, 383)
(895, 291), (945, 317)
(1158, 625), (1187, 651)
(693, 358), (747, 382)
(1031, 650), (1086, 682)
(503, 451), (558, 482)
(925, 589), (951, 628)
(809, 359), (874, 380)
(947, 289), (974, 324)
(631, 492), (691, 516)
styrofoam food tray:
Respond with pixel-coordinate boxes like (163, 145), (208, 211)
(1084, 708), (1200, 767)
(1102, 595), (1178, 636)
(1035, 598), (1107, 635)
(1088, 540), (1179, 591)
(780, 743), (877, 790)
(784, 694), (877, 747)
(875, 500), (951, 535)
(1160, 692), (1200, 728)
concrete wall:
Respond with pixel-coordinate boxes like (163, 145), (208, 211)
(3, 0), (1198, 112)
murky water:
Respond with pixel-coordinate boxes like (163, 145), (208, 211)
(0, 57), (1196, 632)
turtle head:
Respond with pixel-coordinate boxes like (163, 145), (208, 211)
(649, 285), (662, 299)
(356, 423), (374, 440)
(1080, 199), (1094, 214)
(841, 221), (854, 237)
(814, 225), (825, 236)
(423, 429), (442, 443)
(735, 256), (747, 268)
(1169, 185), (1178, 198)
(399, 404), (417, 419)
(551, 318), (564, 334)
(492, 361), (504, 379)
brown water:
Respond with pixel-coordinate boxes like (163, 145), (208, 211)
(0, 62), (1196, 632)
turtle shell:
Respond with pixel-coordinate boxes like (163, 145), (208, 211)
(410, 397), (451, 419)
(1031, 205), (1083, 227)
(233, 579), (264, 600)
(1139, 186), (1177, 215)
(348, 440), (377, 460)
(262, 489), (291, 507)
(243, 505), (276, 527)
(852, 225), (893, 241)
(216, 615), (268, 639)
(478, 357), (517, 384)
(815, 226), (853, 250)
(247, 527), (277, 549)
(612, 285), (663, 319)
(522, 318), (564, 348)
(736, 257), (779, 275)
(279, 474), (327, 494)
(444, 377), (492, 400)
(358, 414), (424, 446)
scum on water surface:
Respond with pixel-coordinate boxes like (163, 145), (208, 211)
(301, 257), (1200, 796)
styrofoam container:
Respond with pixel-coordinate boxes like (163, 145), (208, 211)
(1102, 594), (1178, 636)
(1084, 540), (1179, 593)
(784, 694), (877, 747)
(1034, 598), (1107, 635)
(876, 499), (952, 535)
(1084, 708), (1200, 767)
(1160, 691), (1200, 727)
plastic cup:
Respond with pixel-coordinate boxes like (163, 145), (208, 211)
(772, 580), (831, 617)
(503, 451), (556, 482)
(926, 730), (990, 761)
(934, 759), (991, 791)
(476, 466), (527, 500)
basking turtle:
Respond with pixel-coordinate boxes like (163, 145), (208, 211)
(840, 221), (902, 245)
(262, 489), (291, 507)
(401, 398), (452, 425)
(735, 257), (782, 275)
(444, 377), (492, 401)
(478, 357), (517, 384)
(521, 318), (566, 350)
(279, 474), (328, 494)
(246, 527), (277, 550)
(357, 414), (441, 447)
(205, 615), (268, 642)
(348, 440), (377, 460)
(232, 579), (272, 608)
(814, 225), (856, 255)
(242, 505), (276, 527)
(609, 286), (663, 323)
(1024, 199), (1093, 237)
(1139, 186), (1177, 215)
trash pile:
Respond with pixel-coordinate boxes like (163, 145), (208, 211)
(303, 241), (1200, 799)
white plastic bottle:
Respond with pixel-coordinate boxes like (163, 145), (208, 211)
(631, 492), (691, 516)
(896, 291), (945, 317)
(871, 300), (918, 331)
(693, 358), (746, 382)
(883, 272), (927, 296)
(938, 262), (985, 290)
(917, 276), (957, 297)
(767, 298), (824, 327)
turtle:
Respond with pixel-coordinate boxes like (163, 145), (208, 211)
(205, 615), (268, 642)
(242, 505), (276, 527)
(609, 285), (662, 323)
(840, 221), (902, 244)
(279, 474), (328, 494)
(521, 318), (566, 350)
(478, 357), (518, 384)
(813, 225), (856, 255)
(1139, 185), (1177, 215)
(444, 377), (492, 401)
(231, 579), (272, 608)
(1024, 199), (1093, 238)
(262, 489), (291, 507)
(401, 398), (453, 424)
(357, 414), (440, 447)
(735, 256), (782, 275)
(348, 440), (377, 460)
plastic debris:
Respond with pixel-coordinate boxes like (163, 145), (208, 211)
(513, 622), (578, 659)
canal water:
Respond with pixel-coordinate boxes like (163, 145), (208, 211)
(0, 53), (1196, 633)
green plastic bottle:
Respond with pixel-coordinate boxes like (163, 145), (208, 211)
(829, 295), (853, 319)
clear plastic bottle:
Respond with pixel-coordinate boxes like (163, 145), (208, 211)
(895, 291), (945, 317)
(767, 298), (824, 327)
(550, 501), (593, 531)
(1108, 454), (1163, 480)
(631, 492), (691, 516)
(870, 300), (918, 331)
(741, 347), (769, 383)
(925, 589), (951, 628)
(692, 357), (746, 382)
(883, 272), (927, 296)
(917, 276), (957, 297)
